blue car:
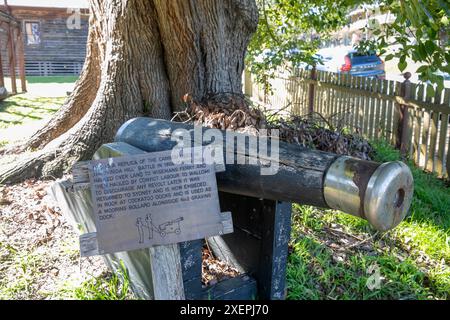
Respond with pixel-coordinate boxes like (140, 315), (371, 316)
(314, 46), (386, 79)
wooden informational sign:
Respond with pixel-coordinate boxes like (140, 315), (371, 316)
(78, 147), (232, 256)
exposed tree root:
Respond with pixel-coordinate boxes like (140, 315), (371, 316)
(0, 103), (134, 184)
(1, 126), (100, 184)
(0, 151), (56, 185)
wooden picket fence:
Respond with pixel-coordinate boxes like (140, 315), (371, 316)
(245, 69), (450, 179)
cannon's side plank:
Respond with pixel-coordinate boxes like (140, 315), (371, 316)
(114, 117), (414, 232)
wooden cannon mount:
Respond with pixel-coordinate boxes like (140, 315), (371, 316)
(53, 117), (413, 300)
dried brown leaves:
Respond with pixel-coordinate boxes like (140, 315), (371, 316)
(174, 94), (374, 160)
(202, 245), (239, 287)
(173, 93), (266, 136)
(268, 116), (374, 161)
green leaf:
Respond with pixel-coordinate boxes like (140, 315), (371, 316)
(246, 0), (449, 88)
(416, 65), (428, 74)
(426, 85), (435, 98)
(398, 59), (408, 72)
(417, 43), (428, 60)
(436, 77), (444, 93)
(398, 55), (408, 71)
(424, 40), (436, 56)
(385, 54), (394, 62)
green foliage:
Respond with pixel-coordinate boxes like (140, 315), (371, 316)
(246, 0), (352, 86)
(74, 262), (133, 300)
(287, 236), (435, 300)
(372, 0), (449, 93)
(0, 249), (43, 299)
(247, 0), (450, 88)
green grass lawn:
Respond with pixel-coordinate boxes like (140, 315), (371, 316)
(72, 262), (133, 300)
(287, 140), (449, 300)
(26, 76), (79, 84)
(0, 95), (66, 129)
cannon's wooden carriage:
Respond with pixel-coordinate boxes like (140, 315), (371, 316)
(51, 117), (413, 300)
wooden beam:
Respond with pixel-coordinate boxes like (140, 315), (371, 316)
(0, 34), (5, 88)
(15, 26), (26, 92)
(149, 245), (185, 300)
(0, 8), (19, 26)
(7, 22), (17, 94)
(209, 193), (292, 299)
(201, 274), (257, 300)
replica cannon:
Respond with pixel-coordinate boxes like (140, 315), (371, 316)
(51, 117), (414, 300)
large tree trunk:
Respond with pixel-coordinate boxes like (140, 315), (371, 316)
(0, 0), (258, 183)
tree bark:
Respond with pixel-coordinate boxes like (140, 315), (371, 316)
(0, 0), (258, 184)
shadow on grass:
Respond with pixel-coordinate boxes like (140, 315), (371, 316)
(0, 100), (60, 112)
(0, 95), (65, 128)
(3, 110), (43, 120)
(286, 236), (436, 300)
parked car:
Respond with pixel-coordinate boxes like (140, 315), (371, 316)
(305, 46), (386, 79)
(433, 69), (450, 79)
(432, 69), (450, 87)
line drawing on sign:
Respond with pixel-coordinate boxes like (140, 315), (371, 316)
(135, 214), (184, 243)
(144, 214), (154, 240)
(158, 217), (184, 237)
(135, 217), (146, 244)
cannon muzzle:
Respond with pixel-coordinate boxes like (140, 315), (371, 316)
(114, 117), (414, 231)
(324, 156), (413, 231)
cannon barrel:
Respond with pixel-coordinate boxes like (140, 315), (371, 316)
(114, 117), (414, 231)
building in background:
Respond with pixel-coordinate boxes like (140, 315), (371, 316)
(322, 4), (395, 48)
(0, 0), (89, 76)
